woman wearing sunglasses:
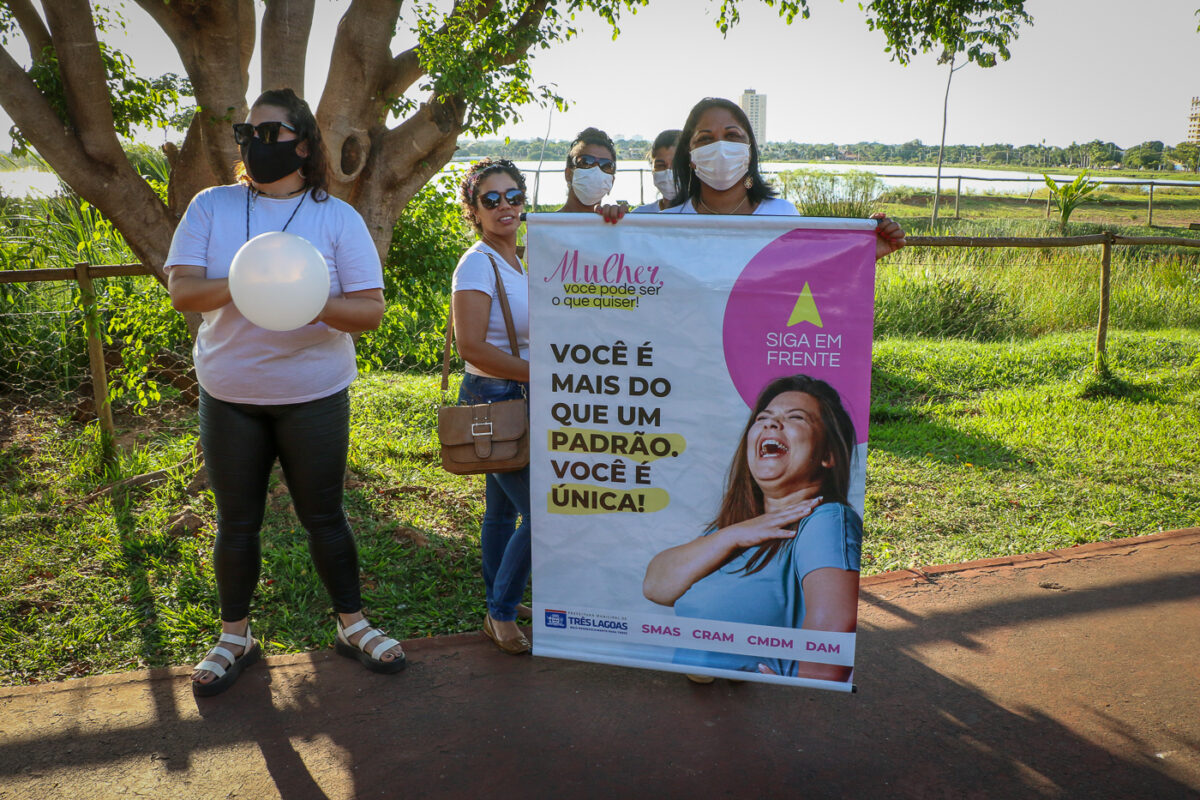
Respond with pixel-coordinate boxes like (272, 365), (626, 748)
(452, 158), (535, 654)
(662, 97), (906, 257)
(165, 88), (406, 696)
(558, 127), (619, 213)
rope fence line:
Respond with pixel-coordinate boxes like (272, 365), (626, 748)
(2, 235), (1199, 462)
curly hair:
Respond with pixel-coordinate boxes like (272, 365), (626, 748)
(458, 158), (527, 236)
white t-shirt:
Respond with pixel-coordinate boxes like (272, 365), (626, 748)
(659, 196), (799, 215)
(633, 201), (663, 213)
(165, 184), (384, 404)
(451, 241), (530, 376)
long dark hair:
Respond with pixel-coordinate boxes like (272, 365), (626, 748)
(711, 374), (856, 575)
(458, 157), (527, 236)
(668, 97), (775, 209)
(239, 88), (330, 201)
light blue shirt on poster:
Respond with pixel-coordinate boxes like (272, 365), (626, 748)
(672, 502), (862, 676)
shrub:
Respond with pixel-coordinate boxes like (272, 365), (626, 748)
(357, 169), (473, 373)
(776, 168), (883, 217)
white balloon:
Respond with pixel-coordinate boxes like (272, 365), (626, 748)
(228, 232), (331, 331)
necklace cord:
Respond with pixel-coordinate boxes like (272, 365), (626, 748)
(246, 185), (308, 242)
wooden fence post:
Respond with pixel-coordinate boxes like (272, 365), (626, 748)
(74, 261), (115, 464)
(1094, 236), (1113, 377)
(954, 177), (961, 219)
(1147, 184), (1155, 227)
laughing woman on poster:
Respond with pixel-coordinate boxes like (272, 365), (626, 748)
(642, 374), (862, 682)
(453, 158), (534, 655)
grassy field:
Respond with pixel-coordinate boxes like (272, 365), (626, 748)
(1, 329), (1197, 685)
(2, 177), (1199, 685)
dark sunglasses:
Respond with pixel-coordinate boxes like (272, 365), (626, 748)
(572, 154), (617, 174)
(232, 121), (298, 146)
(478, 188), (526, 209)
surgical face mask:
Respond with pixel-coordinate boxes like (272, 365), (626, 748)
(241, 138), (305, 185)
(689, 140), (751, 191)
(652, 168), (677, 201)
(570, 166), (614, 205)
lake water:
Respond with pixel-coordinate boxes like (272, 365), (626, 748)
(3, 161), (1193, 206)
(0, 169), (62, 197)
(470, 160), (1198, 208)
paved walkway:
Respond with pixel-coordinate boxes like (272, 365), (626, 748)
(1, 529), (1198, 799)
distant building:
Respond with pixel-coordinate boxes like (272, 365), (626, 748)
(1190, 97), (1200, 144)
(740, 89), (767, 143)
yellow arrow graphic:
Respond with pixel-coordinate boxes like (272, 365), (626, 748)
(786, 282), (823, 328)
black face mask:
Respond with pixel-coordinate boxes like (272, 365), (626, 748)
(241, 138), (305, 185)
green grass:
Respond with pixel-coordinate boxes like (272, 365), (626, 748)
(2, 331), (1198, 684)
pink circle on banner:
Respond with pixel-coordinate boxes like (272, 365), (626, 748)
(722, 228), (876, 441)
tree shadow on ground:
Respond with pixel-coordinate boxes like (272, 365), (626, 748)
(1, 568), (1196, 798)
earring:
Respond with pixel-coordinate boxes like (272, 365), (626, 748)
(743, 175), (754, 190)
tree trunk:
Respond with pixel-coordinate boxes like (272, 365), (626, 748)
(261, 0), (315, 92)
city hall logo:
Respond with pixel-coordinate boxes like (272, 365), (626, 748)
(545, 609), (567, 629)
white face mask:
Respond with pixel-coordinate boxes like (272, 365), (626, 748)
(652, 169), (676, 201)
(570, 166), (614, 205)
(690, 140), (751, 191)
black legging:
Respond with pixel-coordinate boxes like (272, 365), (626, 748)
(199, 387), (361, 621)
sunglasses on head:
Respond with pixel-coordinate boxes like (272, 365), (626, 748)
(232, 120), (298, 146)
(478, 188), (526, 209)
(572, 154), (617, 174)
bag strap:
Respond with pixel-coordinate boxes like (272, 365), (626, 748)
(441, 250), (522, 392)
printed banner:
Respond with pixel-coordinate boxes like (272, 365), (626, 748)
(526, 212), (877, 692)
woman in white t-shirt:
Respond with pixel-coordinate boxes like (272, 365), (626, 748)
(166, 89), (405, 696)
(451, 158), (535, 654)
(662, 97), (907, 254)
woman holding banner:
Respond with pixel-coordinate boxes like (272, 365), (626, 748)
(557, 127), (620, 213)
(167, 89), (405, 696)
(661, 97), (906, 255)
(642, 374), (862, 682)
(453, 158), (535, 654)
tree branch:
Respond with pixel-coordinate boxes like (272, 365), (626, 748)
(41, 0), (124, 162)
(0, 43), (79, 167)
(7, 0), (53, 61)
(316, 0), (404, 189)
(0, 43), (177, 283)
(132, 0), (254, 203)
(261, 0), (315, 93)
(384, 0), (504, 98)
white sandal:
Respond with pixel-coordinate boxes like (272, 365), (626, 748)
(192, 625), (261, 697)
(335, 618), (407, 674)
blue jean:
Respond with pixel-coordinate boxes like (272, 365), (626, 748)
(199, 387), (361, 621)
(458, 373), (531, 622)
